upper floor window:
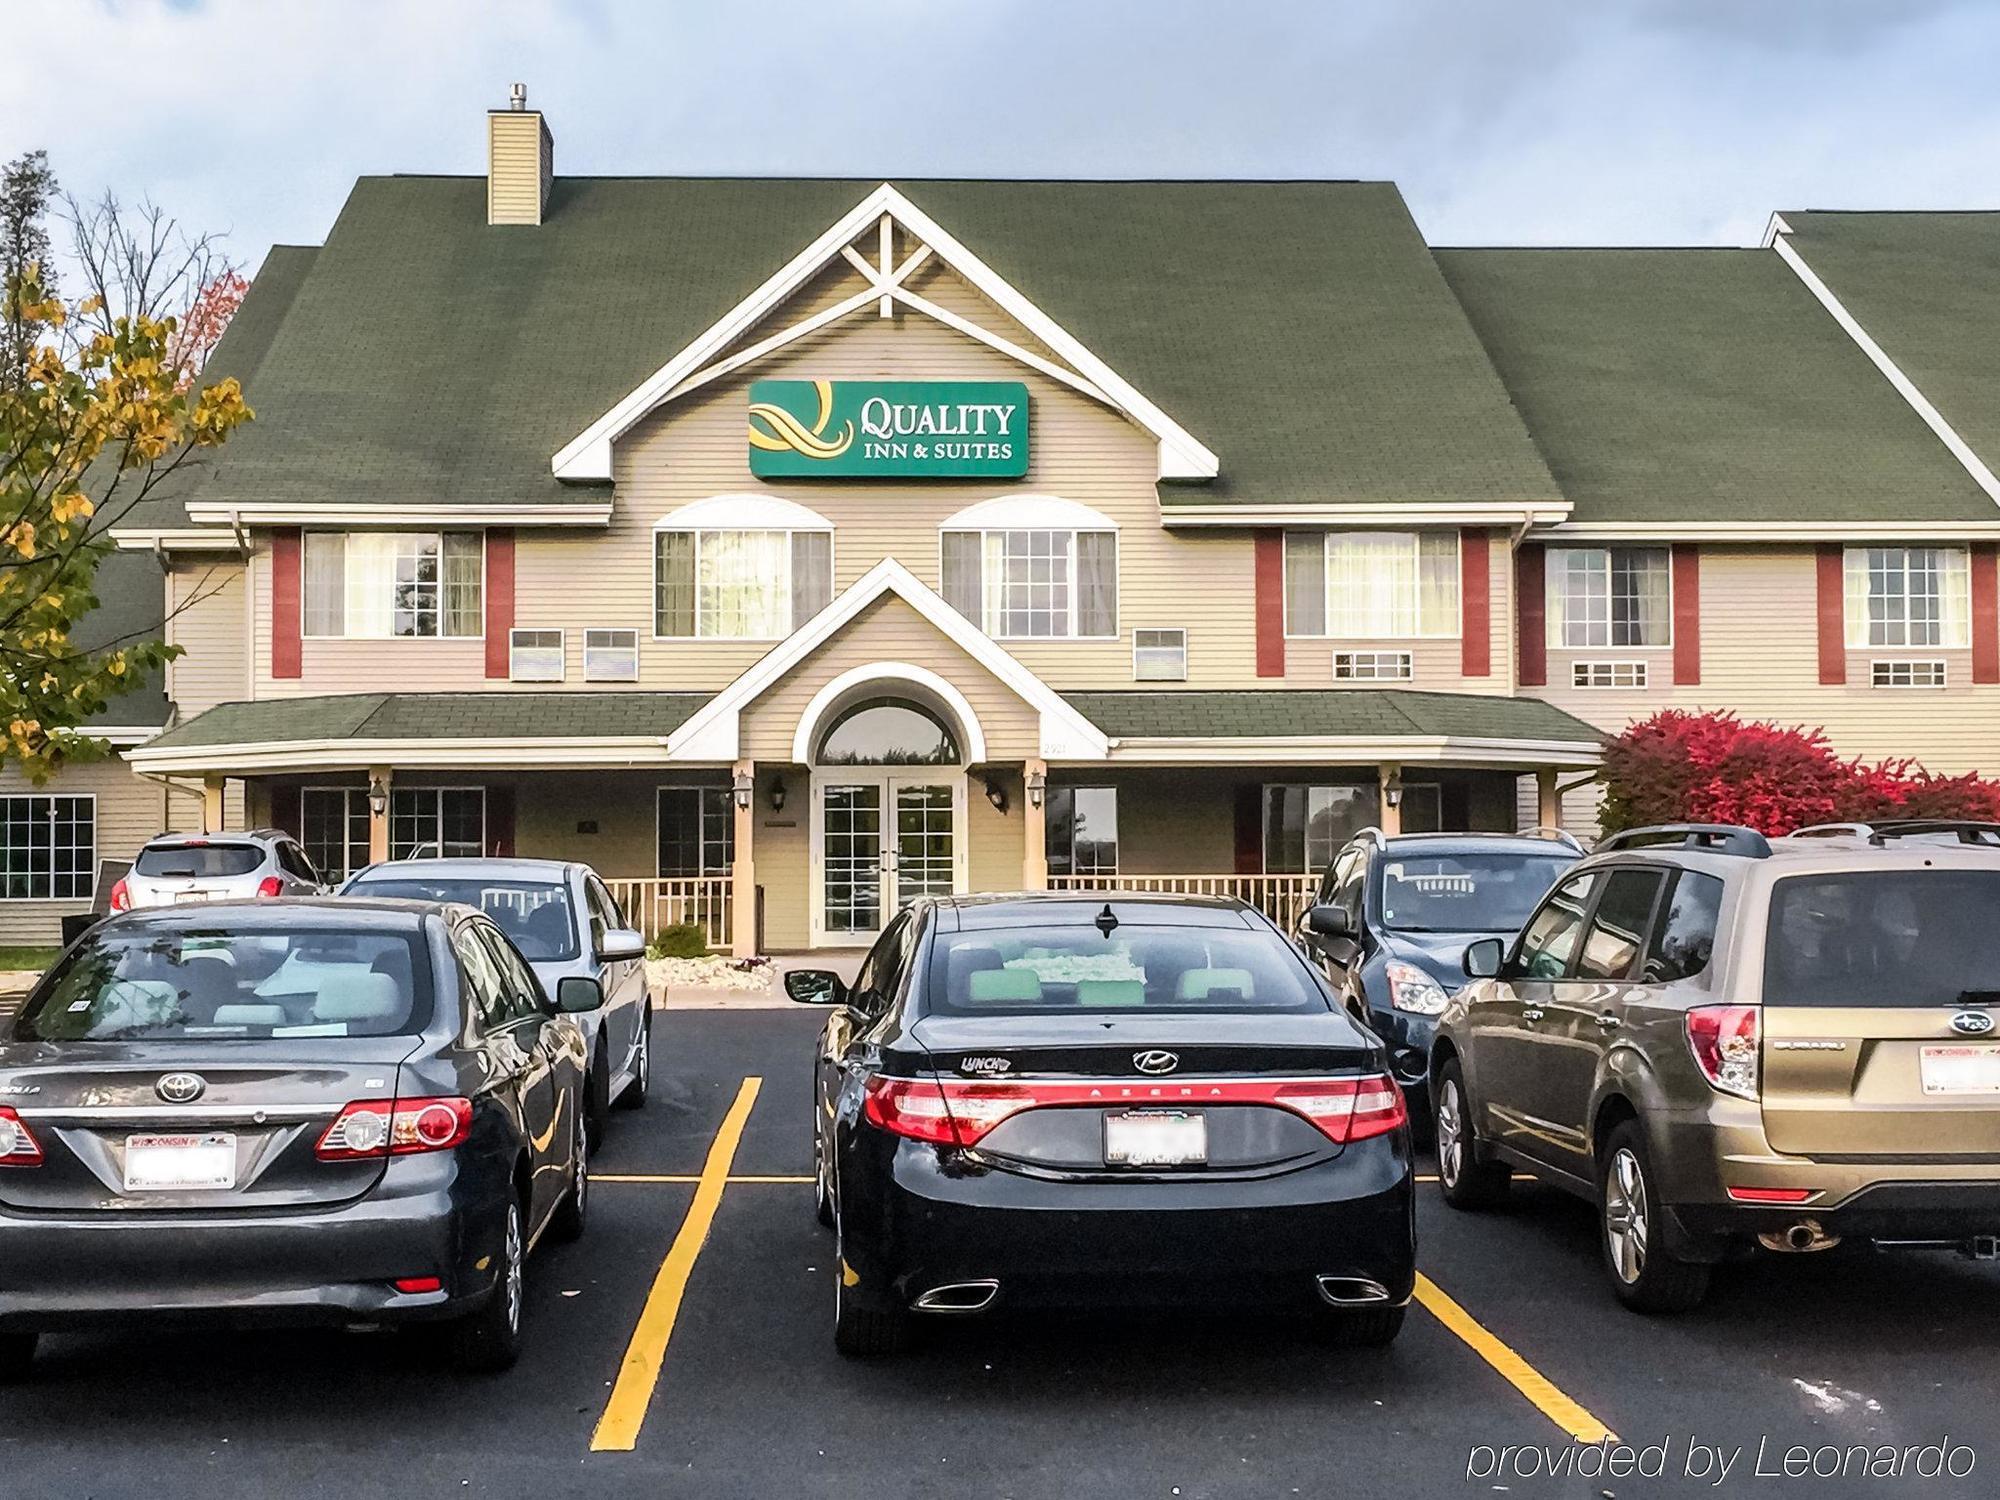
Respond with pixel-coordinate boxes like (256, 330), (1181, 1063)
(651, 496), (835, 641)
(1844, 545), (1969, 649)
(938, 495), (1118, 640)
(303, 532), (483, 638)
(1284, 531), (1457, 638)
(1547, 546), (1670, 648)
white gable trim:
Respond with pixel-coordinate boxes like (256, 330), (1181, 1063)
(551, 183), (1218, 485)
(664, 556), (1110, 763)
(790, 661), (988, 765)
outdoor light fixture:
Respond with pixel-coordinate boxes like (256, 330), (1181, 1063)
(367, 776), (389, 817)
(767, 775), (786, 813)
(1383, 772), (1404, 809)
(1025, 769), (1047, 809)
(983, 776), (1008, 814)
(732, 770), (754, 811)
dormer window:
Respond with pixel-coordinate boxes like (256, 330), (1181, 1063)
(652, 495), (834, 641)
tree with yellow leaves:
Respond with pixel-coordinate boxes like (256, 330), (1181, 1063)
(1, 262), (251, 779)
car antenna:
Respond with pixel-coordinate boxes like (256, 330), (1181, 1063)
(1095, 903), (1119, 938)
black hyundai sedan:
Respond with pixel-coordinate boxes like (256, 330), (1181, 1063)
(788, 893), (1416, 1357)
(0, 898), (598, 1378)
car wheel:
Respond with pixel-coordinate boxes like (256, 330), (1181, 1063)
(549, 1104), (589, 1244)
(832, 1203), (907, 1358)
(812, 1115), (835, 1229)
(1314, 1304), (1406, 1348)
(1599, 1120), (1710, 1314)
(448, 1199), (526, 1373)
(616, 1004), (651, 1111)
(1434, 1059), (1510, 1210)
(0, 1333), (37, 1383)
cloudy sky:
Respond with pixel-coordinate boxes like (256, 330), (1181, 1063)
(5, 0), (1997, 278)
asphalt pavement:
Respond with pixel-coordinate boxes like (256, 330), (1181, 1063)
(5, 1008), (1996, 1499)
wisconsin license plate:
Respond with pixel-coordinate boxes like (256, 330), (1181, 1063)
(1921, 1045), (2000, 1096)
(124, 1133), (237, 1192)
(1104, 1110), (1207, 1167)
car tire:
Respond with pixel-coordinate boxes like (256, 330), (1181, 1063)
(832, 1205), (907, 1358)
(1434, 1059), (1510, 1210)
(549, 1105), (589, 1244)
(448, 1199), (527, 1374)
(1314, 1304), (1406, 1348)
(812, 1116), (835, 1229)
(616, 1004), (652, 1111)
(1599, 1119), (1710, 1315)
(0, 1333), (37, 1382)
(586, 1049), (610, 1150)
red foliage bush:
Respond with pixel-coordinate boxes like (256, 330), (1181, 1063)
(1599, 710), (2000, 836)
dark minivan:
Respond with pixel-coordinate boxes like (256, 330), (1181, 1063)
(0, 898), (597, 1377)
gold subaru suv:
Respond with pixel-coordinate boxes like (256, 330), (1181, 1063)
(1430, 820), (2000, 1313)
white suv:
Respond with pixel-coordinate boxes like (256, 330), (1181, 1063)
(112, 830), (326, 912)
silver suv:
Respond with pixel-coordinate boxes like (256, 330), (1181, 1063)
(112, 830), (324, 913)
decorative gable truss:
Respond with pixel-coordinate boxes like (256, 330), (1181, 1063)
(551, 183), (1219, 484)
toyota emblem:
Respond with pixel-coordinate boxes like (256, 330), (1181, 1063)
(1951, 1011), (1996, 1037)
(1133, 1050), (1180, 1076)
(156, 1072), (207, 1105)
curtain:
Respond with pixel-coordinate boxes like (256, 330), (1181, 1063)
(302, 534), (346, 636)
(1076, 532), (1117, 636)
(699, 530), (789, 637)
(442, 533), (484, 637)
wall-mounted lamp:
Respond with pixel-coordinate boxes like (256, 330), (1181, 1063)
(1025, 768), (1047, 810)
(767, 774), (787, 813)
(1382, 771), (1404, 809)
(983, 776), (1008, 814)
(732, 769), (754, 811)
(367, 776), (389, 817)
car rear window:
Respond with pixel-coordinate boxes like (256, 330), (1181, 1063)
(13, 928), (430, 1041)
(134, 843), (263, 878)
(1765, 870), (2000, 1007)
(346, 878), (578, 961)
(1378, 852), (1576, 934)
(925, 924), (1327, 1016)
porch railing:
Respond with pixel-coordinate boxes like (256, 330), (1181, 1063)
(1046, 873), (1318, 929)
(604, 877), (733, 951)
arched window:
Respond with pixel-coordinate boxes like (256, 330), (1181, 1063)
(653, 495), (834, 640)
(939, 495), (1118, 640)
(815, 699), (961, 766)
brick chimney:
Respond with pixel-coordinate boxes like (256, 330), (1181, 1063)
(487, 83), (552, 225)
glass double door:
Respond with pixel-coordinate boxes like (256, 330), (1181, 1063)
(815, 775), (963, 944)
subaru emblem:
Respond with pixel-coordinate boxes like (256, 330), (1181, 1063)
(1133, 1050), (1179, 1076)
(156, 1072), (206, 1104)
(1951, 1011), (1995, 1037)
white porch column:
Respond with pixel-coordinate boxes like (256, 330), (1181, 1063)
(1377, 763), (1402, 837)
(201, 775), (226, 834)
(367, 766), (393, 864)
(731, 758), (757, 958)
(1022, 758), (1048, 891)
(1537, 768), (1563, 830)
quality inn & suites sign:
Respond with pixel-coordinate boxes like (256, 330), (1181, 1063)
(747, 379), (1029, 478)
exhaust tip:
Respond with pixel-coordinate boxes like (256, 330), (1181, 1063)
(912, 1279), (999, 1314)
(1757, 1219), (1840, 1254)
(1316, 1275), (1392, 1306)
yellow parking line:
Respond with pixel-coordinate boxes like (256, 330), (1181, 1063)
(591, 1077), (762, 1453)
(1413, 1272), (1616, 1444)
(592, 1173), (812, 1184)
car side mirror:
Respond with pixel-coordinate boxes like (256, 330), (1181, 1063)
(1307, 904), (1354, 939)
(784, 968), (848, 1006)
(1463, 938), (1504, 980)
(555, 975), (606, 1013)
(597, 926), (646, 962)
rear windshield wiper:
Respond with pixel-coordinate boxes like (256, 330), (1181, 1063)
(1956, 991), (2000, 1006)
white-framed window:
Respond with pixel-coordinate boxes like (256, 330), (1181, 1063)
(302, 532), (483, 639)
(1263, 784), (1374, 875)
(653, 528), (832, 639)
(301, 786), (371, 884)
(1333, 649), (1414, 681)
(508, 628), (564, 682)
(1132, 628), (1187, 681)
(940, 528), (1117, 638)
(585, 628), (640, 682)
(1046, 786), (1119, 875)
(1572, 660), (1649, 689)
(1283, 532), (1458, 638)
(658, 786), (733, 877)
(1844, 546), (1969, 649)
(391, 788), (485, 860)
(1871, 658), (1948, 689)
(0, 794), (94, 900)
(1547, 547), (1670, 648)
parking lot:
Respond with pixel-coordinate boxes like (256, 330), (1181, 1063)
(4, 1005), (1996, 1499)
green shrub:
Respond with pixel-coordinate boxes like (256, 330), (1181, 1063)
(645, 923), (709, 960)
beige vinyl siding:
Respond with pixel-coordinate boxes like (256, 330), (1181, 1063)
(966, 773), (1022, 896)
(250, 546), (488, 698)
(486, 112), (549, 226)
(167, 559), (249, 716)
(0, 756), (174, 943)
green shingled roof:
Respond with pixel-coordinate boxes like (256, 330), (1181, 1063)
(75, 550), (170, 727)
(1434, 247), (1996, 524)
(1062, 689), (1599, 744)
(145, 692), (710, 749)
(137, 176), (1560, 517)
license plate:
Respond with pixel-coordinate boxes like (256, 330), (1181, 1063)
(1921, 1045), (2000, 1096)
(123, 1133), (237, 1192)
(172, 891), (211, 905)
(1104, 1110), (1207, 1167)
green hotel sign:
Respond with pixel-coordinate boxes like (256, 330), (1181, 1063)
(747, 379), (1029, 478)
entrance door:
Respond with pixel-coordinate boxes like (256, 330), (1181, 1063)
(812, 775), (965, 945)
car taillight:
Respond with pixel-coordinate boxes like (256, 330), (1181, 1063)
(1687, 1004), (1761, 1100)
(861, 1073), (1408, 1148)
(316, 1097), (473, 1161)
(255, 875), (285, 898)
(0, 1106), (44, 1167)
(108, 877), (131, 913)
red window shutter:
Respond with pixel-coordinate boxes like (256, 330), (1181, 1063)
(271, 529), (303, 680)
(1973, 545), (2000, 685)
(484, 529), (516, 680)
(1253, 530), (1284, 677)
(1460, 529), (1491, 677)
(269, 785), (301, 841)
(1671, 544), (1701, 686)
(1233, 784), (1263, 874)
(1515, 543), (1546, 688)
(1815, 545), (1847, 685)
(485, 784), (516, 857)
